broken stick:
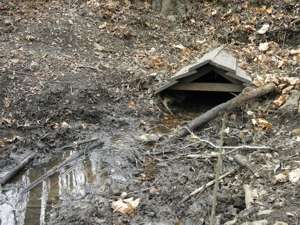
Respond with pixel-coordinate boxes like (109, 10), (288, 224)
(176, 83), (277, 138)
(0, 152), (36, 185)
(181, 169), (237, 203)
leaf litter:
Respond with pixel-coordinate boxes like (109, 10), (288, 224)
(0, 0), (299, 225)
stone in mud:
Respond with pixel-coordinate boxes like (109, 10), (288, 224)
(280, 90), (300, 113)
(241, 220), (268, 225)
(291, 128), (300, 136)
(273, 222), (288, 225)
(30, 61), (39, 71)
(4, 18), (12, 26)
(288, 168), (300, 184)
(137, 133), (161, 144)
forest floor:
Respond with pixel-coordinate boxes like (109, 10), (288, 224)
(0, 0), (299, 225)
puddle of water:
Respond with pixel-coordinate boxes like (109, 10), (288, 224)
(0, 134), (132, 225)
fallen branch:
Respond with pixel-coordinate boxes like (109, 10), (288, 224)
(185, 127), (271, 152)
(181, 169), (237, 203)
(176, 83), (277, 138)
(55, 137), (100, 151)
(22, 140), (103, 194)
(0, 152), (36, 185)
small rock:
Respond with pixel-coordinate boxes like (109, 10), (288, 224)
(258, 42), (269, 52)
(288, 168), (300, 184)
(291, 128), (300, 137)
(120, 192), (127, 198)
(257, 209), (273, 216)
(25, 35), (36, 41)
(167, 15), (176, 22)
(4, 18), (12, 26)
(94, 42), (105, 52)
(257, 23), (270, 34)
(273, 221), (288, 225)
(273, 199), (285, 208)
(241, 220), (268, 225)
(137, 133), (160, 144)
(273, 173), (289, 184)
(30, 61), (39, 71)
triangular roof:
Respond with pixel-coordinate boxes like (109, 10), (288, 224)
(156, 46), (252, 94)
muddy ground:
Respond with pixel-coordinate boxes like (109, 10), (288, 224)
(0, 0), (299, 225)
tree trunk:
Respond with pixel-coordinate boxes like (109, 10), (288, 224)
(152, 0), (186, 15)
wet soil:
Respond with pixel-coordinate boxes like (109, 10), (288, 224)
(0, 0), (300, 225)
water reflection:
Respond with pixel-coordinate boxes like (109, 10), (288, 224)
(0, 149), (112, 225)
(0, 173), (29, 225)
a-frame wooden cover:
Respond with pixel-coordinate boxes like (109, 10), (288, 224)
(156, 46), (252, 94)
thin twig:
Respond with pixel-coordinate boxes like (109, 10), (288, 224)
(210, 115), (226, 225)
(181, 169), (237, 203)
(76, 65), (100, 73)
(185, 127), (270, 151)
(55, 137), (99, 151)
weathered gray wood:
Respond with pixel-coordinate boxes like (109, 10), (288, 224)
(211, 68), (242, 84)
(170, 69), (198, 81)
(175, 66), (212, 83)
(168, 82), (244, 92)
(211, 49), (237, 72)
(155, 46), (252, 95)
(155, 80), (178, 94)
(0, 152), (35, 185)
(188, 46), (224, 71)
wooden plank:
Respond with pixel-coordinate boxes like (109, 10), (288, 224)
(168, 82), (244, 92)
(188, 46), (224, 71)
(155, 80), (178, 94)
(170, 69), (198, 81)
(211, 68), (242, 84)
(177, 65), (212, 83)
(224, 70), (251, 84)
(211, 49), (237, 72)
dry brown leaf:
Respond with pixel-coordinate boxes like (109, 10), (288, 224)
(0, 140), (5, 148)
(4, 97), (10, 108)
(273, 94), (289, 108)
(98, 22), (107, 29)
(282, 85), (294, 94)
(252, 118), (272, 130)
(148, 55), (168, 69)
(273, 172), (289, 184)
(128, 100), (135, 109)
(112, 197), (140, 216)
(180, 47), (192, 62)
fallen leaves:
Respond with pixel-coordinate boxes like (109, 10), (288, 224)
(147, 55), (169, 69)
(273, 94), (289, 108)
(112, 197), (140, 216)
(251, 118), (272, 130)
(273, 168), (300, 185)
